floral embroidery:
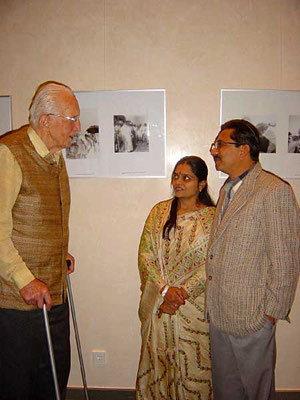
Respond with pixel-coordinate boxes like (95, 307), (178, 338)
(137, 200), (215, 400)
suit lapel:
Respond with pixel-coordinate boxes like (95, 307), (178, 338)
(209, 186), (226, 241)
(210, 163), (262, 246)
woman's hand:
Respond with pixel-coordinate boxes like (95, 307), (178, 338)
(158, 300), (176, 318)
(158, 287), (189, 318)
(164, 286), (189, 306)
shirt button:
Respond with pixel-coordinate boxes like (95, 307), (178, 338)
(209, 254), (213, 259)
(208, 275), (212, 280)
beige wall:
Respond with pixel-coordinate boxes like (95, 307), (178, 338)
(1, 0), (300, 390)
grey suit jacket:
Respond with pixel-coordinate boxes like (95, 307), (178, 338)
(206, 162), (300, 336)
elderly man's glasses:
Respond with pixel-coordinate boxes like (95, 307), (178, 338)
(48, 113), (80, 123)
(210, 140), (240, 151)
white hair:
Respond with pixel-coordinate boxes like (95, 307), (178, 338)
(29, 81), (74, 128)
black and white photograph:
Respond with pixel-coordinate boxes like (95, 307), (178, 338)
(66, 124), (100, 159)
(114, 115), (149, 153)
(64, 89), (165, 178)
(0, 96), (11, 136)
(66, 106), (100, 160)
(221, 89), (300, 179)
(288, 115), (300, 154)
(242, 115), (277, 153)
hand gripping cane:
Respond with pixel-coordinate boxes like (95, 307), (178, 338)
(66, 260), (90, 400)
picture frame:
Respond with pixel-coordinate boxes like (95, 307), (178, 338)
(0, 96), (12, 136)
(64, 89), (166, 178)
(221, 89), (300, 179)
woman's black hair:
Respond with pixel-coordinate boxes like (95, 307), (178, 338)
(163, 156), (215, 240)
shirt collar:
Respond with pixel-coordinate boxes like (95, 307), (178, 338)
(27, 126), (61, 163)
(225, 163), (256, 196)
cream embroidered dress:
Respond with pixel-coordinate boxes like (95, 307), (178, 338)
(136, 199), (215, 400)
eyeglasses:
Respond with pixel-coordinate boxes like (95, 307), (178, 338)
(210, 140), (240, 151)
(48, 113), (80, 123)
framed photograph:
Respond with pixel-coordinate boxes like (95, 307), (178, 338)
(0, 96), (12, 135)
(64, 89), (166, 178)
(221, 89), (300, 179)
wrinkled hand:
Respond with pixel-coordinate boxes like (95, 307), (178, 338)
(66, 253), (75, 275)
(19, 278), (52, 311)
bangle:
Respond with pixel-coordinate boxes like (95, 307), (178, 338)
(161, 285), (169, 298)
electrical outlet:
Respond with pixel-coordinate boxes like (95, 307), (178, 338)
(92, 350), (106, 366)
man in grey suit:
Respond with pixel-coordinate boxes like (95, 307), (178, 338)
(206, 119), (300, 400)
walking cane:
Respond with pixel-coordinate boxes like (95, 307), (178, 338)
(43, 303), (61, 400)
(66, 261), (90, 400)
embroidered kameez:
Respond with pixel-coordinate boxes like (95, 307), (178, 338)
(136, 199), (215, 400)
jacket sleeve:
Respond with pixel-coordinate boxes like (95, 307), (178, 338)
(264, 181), (300, 320)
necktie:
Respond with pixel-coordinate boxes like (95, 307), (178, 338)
(219, 166), (254, 220)
(220, 181), (235, 219)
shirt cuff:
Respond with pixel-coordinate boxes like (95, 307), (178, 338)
(12, 266), (35, 290)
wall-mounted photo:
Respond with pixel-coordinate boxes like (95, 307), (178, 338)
(242, 115), (277, 153)
(114, 115), (149, 153)
(66, 124), (100, 159)
(64, 89), (165, 178)
(288, 115), (300, 154)
(221, 89), (300, 179)
(0, 96), (11, 135)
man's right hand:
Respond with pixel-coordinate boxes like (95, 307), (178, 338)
(19, 279), (52, 311)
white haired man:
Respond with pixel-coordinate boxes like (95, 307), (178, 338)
(0, 81), (80, 399)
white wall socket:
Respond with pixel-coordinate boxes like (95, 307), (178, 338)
(92, 350), (106, 366)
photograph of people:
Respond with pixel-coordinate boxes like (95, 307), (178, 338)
(114, 115), (149, 153)
(243, 116), (277, 153)
(66, 124), (100, 159)
(255, 121), (276, 153)
(136, 156), (215, 400)
(288, 115), (300, 153)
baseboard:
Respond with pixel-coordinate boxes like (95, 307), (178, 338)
(275, 392), (300, 400)
(66, 387), (135, 400)
(67, 388), (300, 400)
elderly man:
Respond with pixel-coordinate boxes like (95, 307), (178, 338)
(0, 81), (80, 399)
(206, 119), (300, 400)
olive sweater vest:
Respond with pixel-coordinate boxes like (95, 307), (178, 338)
(0, 126), (70, 310)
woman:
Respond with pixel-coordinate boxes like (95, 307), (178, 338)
(136, 156), (215, 400)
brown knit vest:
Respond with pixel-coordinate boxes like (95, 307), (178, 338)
(0, 126), (70, 310)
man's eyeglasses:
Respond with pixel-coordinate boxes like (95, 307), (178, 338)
(48, 113), (80, 123)
(210, 140), (240, 151)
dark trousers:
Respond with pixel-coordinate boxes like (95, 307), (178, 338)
(0, 302), (70, 400)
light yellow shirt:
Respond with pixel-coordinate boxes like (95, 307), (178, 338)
(0, 126), (61, 290)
